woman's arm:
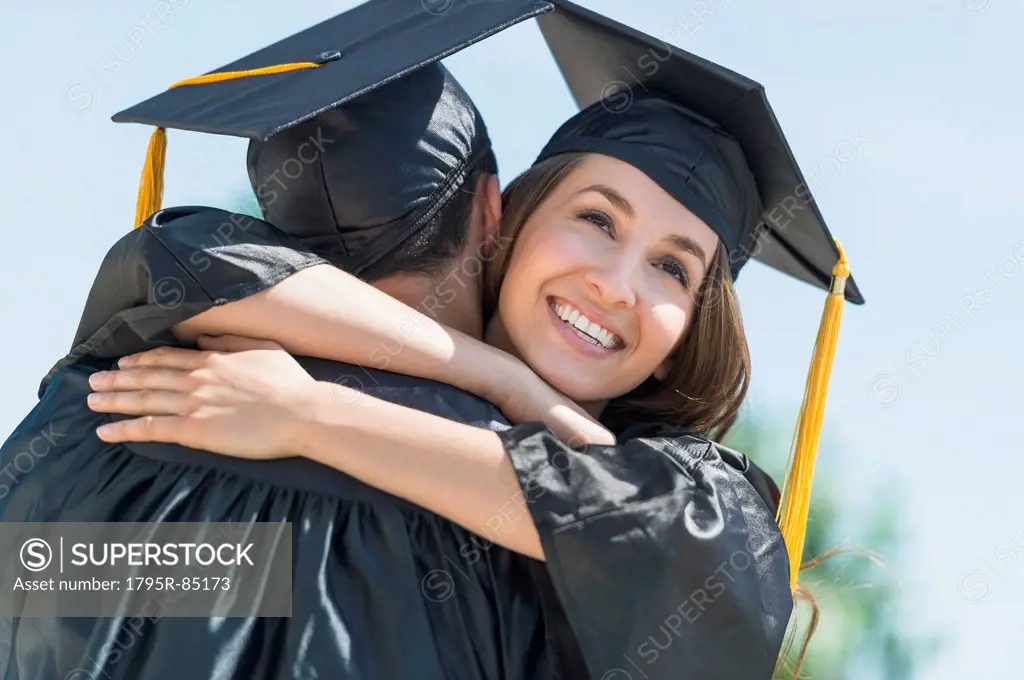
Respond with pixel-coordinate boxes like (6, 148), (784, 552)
(177, 269), (614, 445)
(57, 205), (514, 410)
(89, 338), (544, 558)
(298, 378), (545, 560)
(173, 263), (516, 406)
(63, 209), (610, 444)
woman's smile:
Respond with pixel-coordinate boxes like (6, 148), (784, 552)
(546, 296), (625, 358)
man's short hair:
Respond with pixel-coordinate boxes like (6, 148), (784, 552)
(246, 63), (498, 281)
(361, 149), (498, 282)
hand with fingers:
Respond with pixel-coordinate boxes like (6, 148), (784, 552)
(87, 335), (324, 459)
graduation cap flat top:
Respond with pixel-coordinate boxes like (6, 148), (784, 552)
(113, 0), (552, 141)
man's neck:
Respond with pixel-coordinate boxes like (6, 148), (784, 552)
(373, 274), (484, 340)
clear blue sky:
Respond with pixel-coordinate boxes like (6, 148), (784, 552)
(2, 1), (1022, 676)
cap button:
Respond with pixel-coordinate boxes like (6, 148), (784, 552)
(314, 50), (343, 64)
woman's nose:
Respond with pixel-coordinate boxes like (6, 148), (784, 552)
(584, 257), (638, 308)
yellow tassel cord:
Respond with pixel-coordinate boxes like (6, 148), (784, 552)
(134, 127), (167, 228)
(775, 241), (850, 592)
(132, 61), (324, 229)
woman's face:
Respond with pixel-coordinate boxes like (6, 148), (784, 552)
(495, 154), (721, 403)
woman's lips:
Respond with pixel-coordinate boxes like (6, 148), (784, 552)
(547, 298), (622, 359)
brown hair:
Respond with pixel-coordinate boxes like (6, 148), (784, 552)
(483, 152), (750, 440)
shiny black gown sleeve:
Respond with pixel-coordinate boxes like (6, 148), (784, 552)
(41, 206), (328, 395)
(499, 422), (794, 680)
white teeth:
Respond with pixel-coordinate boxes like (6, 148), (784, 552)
(551, 300), (620, 350)
(572, 327), (599, 345)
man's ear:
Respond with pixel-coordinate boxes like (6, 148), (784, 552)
(477, 173), (502, 259)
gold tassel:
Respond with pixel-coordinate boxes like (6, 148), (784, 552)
(130, 60), (325, 229)
(775, 241), (849, 592)
(133, 127), (167, 229)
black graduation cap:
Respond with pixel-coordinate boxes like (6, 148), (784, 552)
(113, 0), (551, 272)
(239, 61), (500, 275)
(113, 0), (859, 586)
(534, 2), (862, 304)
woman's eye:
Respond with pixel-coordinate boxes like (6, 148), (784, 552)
(576, 209), (613, 234)
(658, 258), (690, 288)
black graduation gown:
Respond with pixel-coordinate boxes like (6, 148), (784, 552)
(1, 206), (792, 680)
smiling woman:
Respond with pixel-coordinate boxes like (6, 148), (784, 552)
(482, 151), (746, 432)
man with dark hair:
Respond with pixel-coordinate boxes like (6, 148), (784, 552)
(48, 59), (504, 375)
(0, 54), (579, 678)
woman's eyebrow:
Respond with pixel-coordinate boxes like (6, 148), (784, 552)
(573, 184), (635, 218)
(665, 234), (709, 270)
